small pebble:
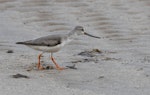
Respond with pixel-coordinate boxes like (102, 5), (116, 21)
(98, 76), (104, 79)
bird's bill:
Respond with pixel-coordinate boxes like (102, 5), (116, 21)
(84, 32), (101, 39)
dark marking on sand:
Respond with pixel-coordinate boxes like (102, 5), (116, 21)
(11, 74), (29, 79)
(102, 57), (120, 61)
(78, 49), (102, 57)
(66, 64), (77, 69)
(6, 50), (14, 53)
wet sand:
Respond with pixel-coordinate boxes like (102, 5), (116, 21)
(0, 0), (150, 95)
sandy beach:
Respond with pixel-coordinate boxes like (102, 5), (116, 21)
(0, 0), (150, 95)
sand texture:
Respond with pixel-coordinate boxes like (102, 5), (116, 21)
(0, 0), (150, 95)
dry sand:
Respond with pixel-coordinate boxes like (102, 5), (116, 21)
(0, 0), (150, 95)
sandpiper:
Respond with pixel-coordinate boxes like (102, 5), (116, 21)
(16, 26), (100, 70)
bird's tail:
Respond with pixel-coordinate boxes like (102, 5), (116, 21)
(16, 42), (25, 44)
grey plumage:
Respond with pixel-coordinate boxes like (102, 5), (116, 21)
(16, 35), (64, 47)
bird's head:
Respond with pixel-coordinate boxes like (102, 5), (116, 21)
(74, 26), (85, 35)
(74, 26), (100, 39)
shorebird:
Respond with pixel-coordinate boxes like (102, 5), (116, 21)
(16, 26), (100, 70)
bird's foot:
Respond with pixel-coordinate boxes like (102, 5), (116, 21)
(37, 64), (44, 70)
(56, 67), (65, 70)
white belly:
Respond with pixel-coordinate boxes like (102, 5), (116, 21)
(27, 44), (63, 52)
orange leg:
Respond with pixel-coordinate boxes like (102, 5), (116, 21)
(37, 53), (44, 70)
(50, 53), (65, 70)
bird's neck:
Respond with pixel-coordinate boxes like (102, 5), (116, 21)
(67, 30), (77, 39)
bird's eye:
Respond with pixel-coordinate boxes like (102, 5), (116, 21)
(81, 29), (84, 31)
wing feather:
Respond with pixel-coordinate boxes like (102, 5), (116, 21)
(16, 35), (62, 46)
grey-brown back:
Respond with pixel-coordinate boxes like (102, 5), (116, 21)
(16, 34), (67, 47)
